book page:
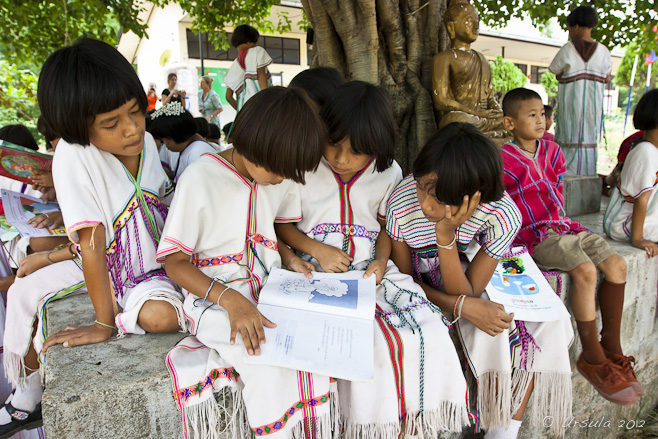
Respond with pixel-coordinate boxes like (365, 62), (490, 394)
(244, 303), (374, 381)
(258, 268), (376, 320)
(1, 189), (66, 237)
(464, 243), (570, 322)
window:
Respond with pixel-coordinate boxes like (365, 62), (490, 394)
(514, 63), (528, 76)
(186, 30), (300, 65)
(531, 65), (548, 84)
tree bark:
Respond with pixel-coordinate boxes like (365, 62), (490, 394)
(302, 0), (449, 172)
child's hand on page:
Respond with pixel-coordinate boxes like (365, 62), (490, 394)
(288, 256), (314, 279)
(364, 258), (386, 284)
(27, 211), (63, 230)
(221, 290), (276, 356)
(313, 242), (352, 273)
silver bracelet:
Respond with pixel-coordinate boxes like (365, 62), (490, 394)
(436, 234), (456, 250)
(216, 286), (231, 305)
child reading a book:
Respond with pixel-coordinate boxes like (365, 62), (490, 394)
(500, 88), (641, 406)
(147, 102), (215, 183)
(0, 38), (186, 438)
(275, 81), (469, 437)
(604, 89), (658, 257)
(387, 122), (574, 438)
(225, 24), (272, 111)
(158, 87), (334, 439)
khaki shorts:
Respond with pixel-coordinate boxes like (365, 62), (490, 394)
(532, 229), (617, 272)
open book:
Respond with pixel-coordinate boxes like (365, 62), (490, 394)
(464, 243), (570, 322)
(0, 140), (52, 184)
(1, 189), (66, 237)
(244, 268), (376, 381)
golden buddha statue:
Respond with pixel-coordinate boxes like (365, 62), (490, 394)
(431, 0), (511, 141)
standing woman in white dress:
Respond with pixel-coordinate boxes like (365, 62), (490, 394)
(549, 5), (611, 176)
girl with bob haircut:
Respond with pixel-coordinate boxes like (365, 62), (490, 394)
(387, 122), (575, 438)
(1, 37), (187, 438)
(148, 102), (215, 183)
(225, 24), (272, 111)
(604, 88), (658, 255)
(158, 86), (333, 439)
(276, 81), (470, 437)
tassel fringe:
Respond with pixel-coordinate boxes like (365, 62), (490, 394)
(3, 350), (27, 388)
(530, 372), (572, 438)
(343, 400), (470, 439)
(477, 370), (512, 430)
(478, 370), (572, 437)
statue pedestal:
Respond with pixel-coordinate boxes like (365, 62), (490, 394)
(562, 175), (602, 217)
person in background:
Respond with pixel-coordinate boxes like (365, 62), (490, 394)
(198, 76), (223, 127)
(147, 83), (159, 112)
(542, 105), (555, 142)
(224, 24), (271, 111)
(161, 73), (186, 106)
(0, 125), (38, 151)
(549, 5), (611, 176)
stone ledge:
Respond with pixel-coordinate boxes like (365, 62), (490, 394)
(42, 295), (185, 438)
(42, 200), (658, 439)
(563, 175), (602, 217)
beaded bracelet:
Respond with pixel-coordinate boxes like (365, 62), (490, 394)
(95, 319), (116, 330)
(447, 294), (467, 326)
(456, 295), (467, 319)
(436, 234), (456, 250)
(203, 278), (216, 303)
(452, 294), (466, 317)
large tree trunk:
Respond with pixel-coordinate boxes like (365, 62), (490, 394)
(301, 0), (449, 172)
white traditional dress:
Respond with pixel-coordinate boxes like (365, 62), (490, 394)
(157, 153), (332, 439)
(173, 140), (216, 183)
(604, 140), (658, 242)
(3, 133), (185, 389)
(224, 46), (273, 111)
(549, 40), (611, 176)
(386, 175), (574, 437)
(280, 159), (470, 438)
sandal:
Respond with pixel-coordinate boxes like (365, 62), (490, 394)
(0, 401), (42, 439)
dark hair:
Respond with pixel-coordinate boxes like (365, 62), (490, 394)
(320, 81), (395, 172)
(222, 122), (233, 137)
(413, 122), (504, 205)
(0, 125), (39, 151)
(207, 123), (220, 141)
(289, 67), (345, 108)
(149, 107), (197, 143)
(38, 38), (148, 146)
(544, 104), (553, 119)
(232, 87), (325, 184)
(231, 25), (260, 47)
(37, 116), (58, 143)
(194, 117), (210, 138)
(167, 73), (177, 81)
(566, 5), (599, 28)
(634, 89), (658, 131)
(502, 88), (542, 118)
